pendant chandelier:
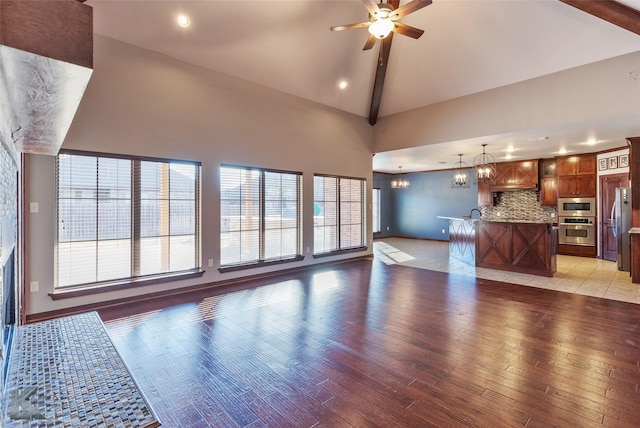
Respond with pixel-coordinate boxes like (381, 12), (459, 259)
(390, 166), (410, 189)
(451, 154), (470, 188)
(473, 143), (497, 183)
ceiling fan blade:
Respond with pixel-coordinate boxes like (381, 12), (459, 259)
(362, 0), (380, 16)
(363, 34), (377, 50)
(391, 0), (432, 20)
(330, 22), (371, 32)
(392, 22), (425, 39)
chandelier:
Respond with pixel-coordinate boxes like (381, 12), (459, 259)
(473, 144), (497, 183)
(390, 166), (410, 189)
(451, 154), (470, 188)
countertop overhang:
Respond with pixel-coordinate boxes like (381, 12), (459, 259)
(438, 216), (553, 224)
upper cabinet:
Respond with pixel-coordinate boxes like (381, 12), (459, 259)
(539, 159), (557, 206)
(491, 159), (539, 191)
(556, 154), (596, 198)
(557, 155), (596, 176)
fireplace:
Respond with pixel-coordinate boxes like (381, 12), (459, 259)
(1, 250), (15, 389)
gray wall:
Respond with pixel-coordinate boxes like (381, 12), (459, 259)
(374, 170), (478, 240)
(24, 35), (374, 316)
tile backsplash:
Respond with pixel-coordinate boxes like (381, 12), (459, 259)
(480, 190), (557, 222)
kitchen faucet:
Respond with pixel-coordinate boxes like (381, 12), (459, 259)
(469, 208), (482, 219)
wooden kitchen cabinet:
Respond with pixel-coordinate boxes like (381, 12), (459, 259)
(538, 159), (557, 206)
(557, 155), (596, 176)
(556, 154), (596, 198)
(478, 181), (493, 207)
(492, 160), (539, 190)
(558, 175), (596, 198)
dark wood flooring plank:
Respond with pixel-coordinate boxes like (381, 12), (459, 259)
(96, 258), (640, 427)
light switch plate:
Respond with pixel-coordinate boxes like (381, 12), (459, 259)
(30, 202), (39, 213)
(30, 281), (39, 292)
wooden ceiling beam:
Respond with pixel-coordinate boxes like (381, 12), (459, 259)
(559, 0), (640, 36)
(368, 0), (400, 126)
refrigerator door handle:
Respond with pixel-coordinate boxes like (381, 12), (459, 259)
(611, 201), (617, 238)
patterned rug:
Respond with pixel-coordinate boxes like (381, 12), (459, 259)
(2, 312), (160, 427)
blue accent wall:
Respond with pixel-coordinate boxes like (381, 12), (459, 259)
(374, 170), (478, 240)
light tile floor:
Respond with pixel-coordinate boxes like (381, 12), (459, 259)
(374, 237), (640, 304)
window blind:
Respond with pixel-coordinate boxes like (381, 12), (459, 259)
(372, 188), (381, 233)
(220, 165), (302, 268)
(314, 175), (365, 255)
(56, 152), (201, 288)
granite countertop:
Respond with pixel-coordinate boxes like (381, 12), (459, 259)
(437, 215), (481, 222)
(629, 227), (640, 234)
(438, 216), (552, 224)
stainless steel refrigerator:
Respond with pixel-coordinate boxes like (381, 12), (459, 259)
(612, 187), (632, 272)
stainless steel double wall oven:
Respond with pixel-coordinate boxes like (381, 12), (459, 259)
(557, 197), (596, 246)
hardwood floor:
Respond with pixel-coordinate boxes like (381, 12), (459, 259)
(100, 258), (640, 427)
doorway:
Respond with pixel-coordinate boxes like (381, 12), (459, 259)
(600, 173), (629, 261)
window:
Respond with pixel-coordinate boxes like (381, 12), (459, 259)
(220, 165), (302, 269)
(314, 175), (366, 255)
(372, 188), (381, 233)
(56, 151), (201, 289)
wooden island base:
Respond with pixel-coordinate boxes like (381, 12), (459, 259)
(476, 221), (558, 277)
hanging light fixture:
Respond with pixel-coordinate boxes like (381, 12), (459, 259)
(368, 4), (395, 39)
(390, 166), (410, 189)
(473, 143), (497, 183)
(451, 154), (470, 188)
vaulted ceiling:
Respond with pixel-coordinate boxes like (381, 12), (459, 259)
(86, 0), (640, 172)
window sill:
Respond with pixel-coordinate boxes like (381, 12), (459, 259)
(313, 246), (368, 258)
(219, 255), (305, 273)
(49, 269), (205, 300)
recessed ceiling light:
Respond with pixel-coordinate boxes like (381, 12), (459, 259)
(505, 154), (513, 160)
(558, 148), (568, 155)
(177, 15), (190, 28)
(586, 139), (598, 145)
(338, 80), (348, 90)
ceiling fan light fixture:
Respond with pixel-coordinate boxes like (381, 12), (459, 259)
(368, 18), (394, 39)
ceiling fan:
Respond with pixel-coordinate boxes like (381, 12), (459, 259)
(330, 0), (433, 50)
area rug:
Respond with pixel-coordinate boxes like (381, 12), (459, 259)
(2, 311), (160, 427)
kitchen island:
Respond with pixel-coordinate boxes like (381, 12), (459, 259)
(437, 216), (478, 265)
(439, 217), (557, 277)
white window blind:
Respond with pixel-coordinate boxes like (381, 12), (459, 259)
(56, 152), (200, 288)
(314, 175), (365, 255)
(220, 165), (302, 268)
(372, 188), (381, 233)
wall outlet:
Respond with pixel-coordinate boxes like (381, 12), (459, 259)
(442, 228), (446, 234)
(550, 212), (556, 218)
(386, 226), (389, 231)
(30, 202), (39, 213)
(207, 259), (214, 267)
(30, 281), (39, 292)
